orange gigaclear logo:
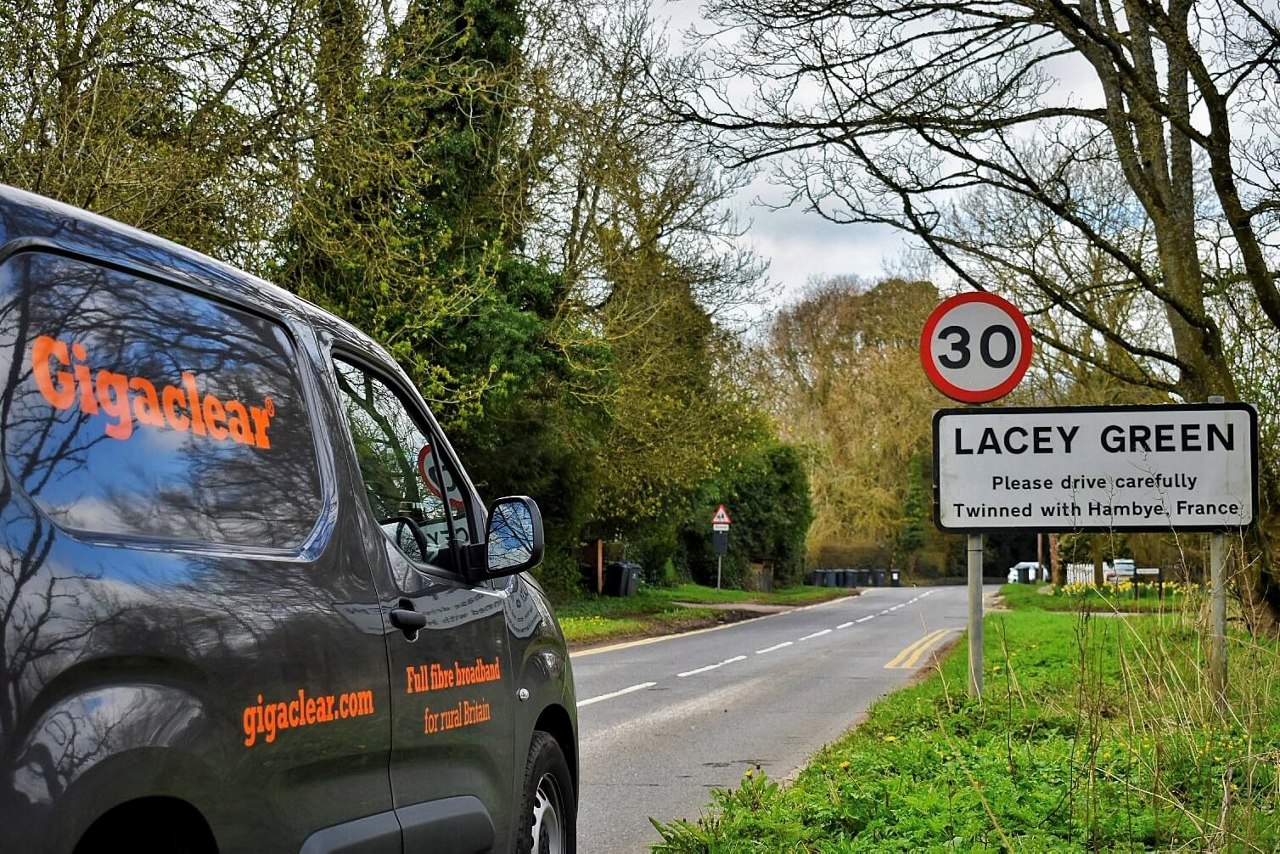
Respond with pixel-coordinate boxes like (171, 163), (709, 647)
(31, 335), (276, 447)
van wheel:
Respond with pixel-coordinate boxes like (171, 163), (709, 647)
(75, 797), (215, 854)
(517, 731), (575, 854)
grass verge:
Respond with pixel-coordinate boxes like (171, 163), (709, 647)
(651, 583), (1280, 851)
(557, 583), (858, 647)
(999, 579), (1197, 614)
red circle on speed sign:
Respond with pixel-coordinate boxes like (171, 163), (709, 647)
(920, 292), (1032, 403)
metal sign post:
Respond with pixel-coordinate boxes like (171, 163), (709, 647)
(968, 534), (984, 698)
(921, 293), (1033, 702)
(1209, 533), (1227, 706)
(932, 401), (1258, 705)
(711, 505), (731, 590)
(1136, 565), (1161, 601)
(713, 531), (728, 589)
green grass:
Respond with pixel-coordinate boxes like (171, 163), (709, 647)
(651, 583), (1280, 851)
(649, 583), (859, 607)
(556, 583), (857, 645)
(999, 580), (1196, 614)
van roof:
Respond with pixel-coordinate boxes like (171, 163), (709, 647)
(0, 184), (387, 357)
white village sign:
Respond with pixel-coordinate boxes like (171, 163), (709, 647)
(934, 404), (1258, 532)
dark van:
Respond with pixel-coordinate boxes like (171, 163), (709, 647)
(0, 185), (577, 853)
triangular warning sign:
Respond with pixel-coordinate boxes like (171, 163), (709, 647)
(711, 504), (732, 525)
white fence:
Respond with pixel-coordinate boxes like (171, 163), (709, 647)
(1065, 563), (1094, 584)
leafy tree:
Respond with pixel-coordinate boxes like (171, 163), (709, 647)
(755, 277), (944, 565)
(897, 452), (928, 574)
(274, 1), (613, 588)
(448, 276), (612, 593)
(680, 440), (814, 589)
(387, 0), (545, 425)
(668, 0), (1280, 623)
(274, 2), (460, 399)
(590, 239), (761, 534)
(0, 0), (316, 264)
(509, 0), (774, 556)
(278, 0), (554, 423)
(0, 0), (789, 602)
(517, 0), (771, 325)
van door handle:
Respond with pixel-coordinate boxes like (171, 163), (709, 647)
(390, 603), (427, 638)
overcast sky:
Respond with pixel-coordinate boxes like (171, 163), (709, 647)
(729, 175), (918, 313)
(657, 0), (1107, 318)
(656, 2), (921, 316)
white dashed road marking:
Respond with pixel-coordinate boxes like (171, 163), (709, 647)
(578, 682), (657, 707)
(678, 655), (747, 678)
(581, 590), (942, 706)
(756, 642), (793, 655)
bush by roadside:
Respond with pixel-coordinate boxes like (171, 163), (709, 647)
(651, 583), (1280, 851)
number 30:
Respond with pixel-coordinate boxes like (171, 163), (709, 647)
(937, 325), (1016, 370)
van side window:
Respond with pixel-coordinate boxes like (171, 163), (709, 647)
(0, 251), (322, 548)
(332, 359), (469, 571)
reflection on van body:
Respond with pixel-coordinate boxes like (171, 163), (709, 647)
(0, 185), (577, 854)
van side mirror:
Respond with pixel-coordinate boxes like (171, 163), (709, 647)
(485, 496), (544, 577)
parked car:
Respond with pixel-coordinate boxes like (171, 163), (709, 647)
(0, 184), (577, 853)
(1007, 561), (1046, 583)
(1106, 558), (1137, 582)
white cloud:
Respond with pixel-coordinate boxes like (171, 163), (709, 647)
(729, 177), (917, 311)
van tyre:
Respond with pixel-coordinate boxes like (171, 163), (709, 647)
(518, 731), (575, 854)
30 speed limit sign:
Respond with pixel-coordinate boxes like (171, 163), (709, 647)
(920, 292), (1032, 403)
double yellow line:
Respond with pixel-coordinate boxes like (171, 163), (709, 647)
(884, 629), (953, 669)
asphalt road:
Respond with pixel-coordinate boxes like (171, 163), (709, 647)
(570, 584), (983, 853)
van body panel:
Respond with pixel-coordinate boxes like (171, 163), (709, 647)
(0, 185), (577, 852)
